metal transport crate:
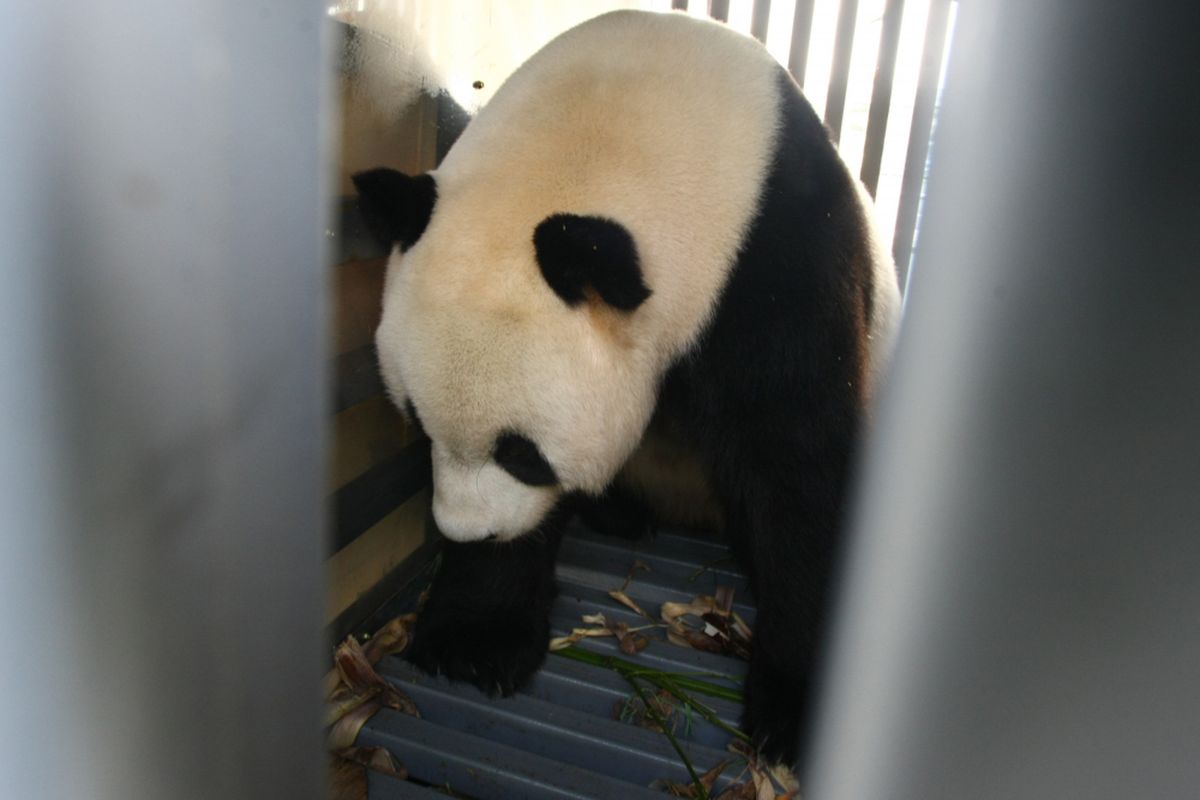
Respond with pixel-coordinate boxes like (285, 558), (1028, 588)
(355, 520), (756, 799)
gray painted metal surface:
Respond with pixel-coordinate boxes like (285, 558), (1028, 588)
(812, 3), (1200, 798)
(370, 773), (457, 798)
(360, 521), (753, 798)
(0, 2), (328, 798)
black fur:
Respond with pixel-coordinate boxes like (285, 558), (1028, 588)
(403, 399), (426, 438)
(656, 69), (876, 767)
(352, 169), (437, 250)
(406, 503), (571, 696)
(493, 432), (558, 487)
(533, 214), (651, 310)
(573, 485), (656, 541)
(401, 70), (876, 771)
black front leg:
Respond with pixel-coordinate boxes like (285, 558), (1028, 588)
(406, 518), (566, 697)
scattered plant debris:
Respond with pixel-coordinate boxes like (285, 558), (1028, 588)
(544, 559), (791, 797)
(609, 587), (654, 620)
(662, 586), (753, 661)
(329, 745), (406, 800)
(718, 739), (801, 800)
(362, 613), (417, 663)
(655, 739), (802, 800)
(328, 753), (371, 800)
(616, 687), (691, 735)
(620, 559), (652, 590)
(654, 759), (733, 798)
(551, 645), (748, 800)
(326, 616), (419, 799)
(713, 781), (759, 800)
(548, 611), (654, 653)
(625, 671), (711, 797)
(549, 559), (659, 652)
(609, 559), (655, 620)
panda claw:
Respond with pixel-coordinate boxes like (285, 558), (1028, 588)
(406, 604), (549, 699)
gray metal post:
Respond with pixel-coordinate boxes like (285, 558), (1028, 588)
(812, 3), (1200, 798)
(0, 3), (329, 799)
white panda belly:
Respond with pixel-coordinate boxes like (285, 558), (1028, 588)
(616, 415), (723, 532)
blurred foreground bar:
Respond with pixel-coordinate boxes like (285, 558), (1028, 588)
(0, 2), (328, 798)
(814, 3), (1200, 798)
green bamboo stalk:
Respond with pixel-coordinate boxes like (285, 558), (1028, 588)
(625, 674), (708, 800)
(630, 671), (744, 701)
(550, 646), (743, 702)
(650, 676), (751, 743)
(623, 666), (744, 686)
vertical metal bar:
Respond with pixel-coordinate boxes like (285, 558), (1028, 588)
(672, 0), (688, 10)
(814, 2), (1200, 798)
(0, 10), (82, 800)
(859, 0), (907, 197)
(824, 0), (860, 143)
(709, 0), (731, 22)
(788, 0), (818, 88)
(890, 0), (953, 286)
(751, 0), (773, 42)
(0, 3), (328, 799)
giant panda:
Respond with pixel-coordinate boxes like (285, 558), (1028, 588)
(353, 9), (900, 767)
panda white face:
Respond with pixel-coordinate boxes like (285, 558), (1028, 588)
(360, 10), (783, 543)
(428, 435), (559, 544)
(375, 223), (660, 542)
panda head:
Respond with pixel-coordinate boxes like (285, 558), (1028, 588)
(353, 167), (657, 543)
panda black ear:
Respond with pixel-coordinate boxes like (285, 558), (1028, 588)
(533, 214), (651, 311)
(351, 168), (437, 250)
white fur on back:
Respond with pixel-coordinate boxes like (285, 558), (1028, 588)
(376, 11), (781, 540)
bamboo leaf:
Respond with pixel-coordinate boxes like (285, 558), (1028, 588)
(609, 588), (654, 620)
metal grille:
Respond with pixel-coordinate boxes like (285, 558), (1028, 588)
(327, 1), (960, 634)
(357, 521), (755, 798)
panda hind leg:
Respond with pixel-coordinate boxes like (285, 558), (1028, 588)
(708, 416), (847, 770)
(406, 522), (565, 696)
(727, 462), (842, 771)
(740, 587), (820, 767)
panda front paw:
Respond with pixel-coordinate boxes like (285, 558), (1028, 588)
(406, 604), (550, 697)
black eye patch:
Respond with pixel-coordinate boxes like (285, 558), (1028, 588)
(493, 432), (558, 487)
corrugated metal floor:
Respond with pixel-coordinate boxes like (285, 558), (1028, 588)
(358, 519), (754, 799)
